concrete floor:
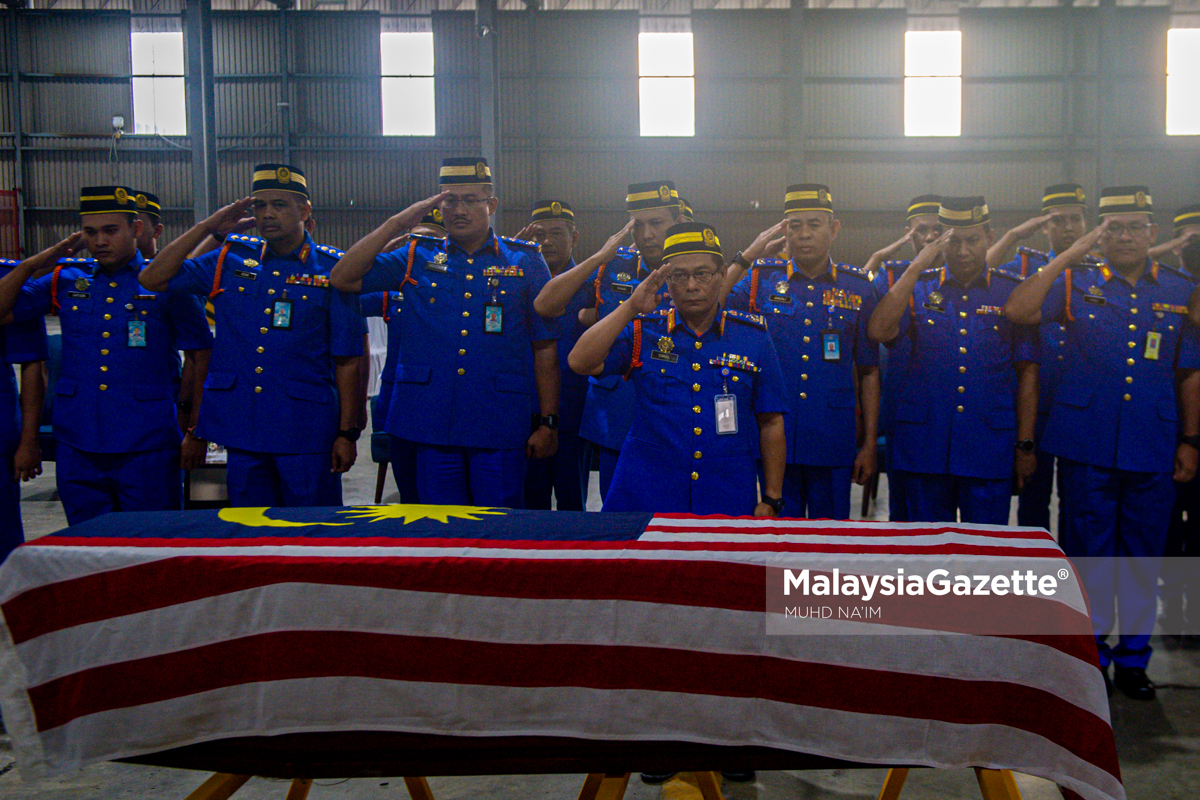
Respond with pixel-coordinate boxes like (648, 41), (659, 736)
(3, 432), (1199, 800)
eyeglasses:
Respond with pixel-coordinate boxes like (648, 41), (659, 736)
(1103, 222), (1152, 237)
(666, 267), (720, 286)
(440, 196), (491, 210)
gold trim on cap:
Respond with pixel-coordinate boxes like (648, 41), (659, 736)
(1043, 191), (1084, 204)
(1099, 193), (1152, 210)
(1175, 211), (1200, 225)
(627, 188), (678, 203)
(785, 190), (821, 202)
(440, 165), (491, 178)
(253, 169), (308, 187)
(665, 231), (708, 248)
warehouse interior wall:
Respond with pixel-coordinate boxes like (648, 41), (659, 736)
(1, 5), (1197, 267)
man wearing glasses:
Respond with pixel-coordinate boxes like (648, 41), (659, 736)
(1004, 185), (1200, 700)
(569, 222), (787, 516)
(722, 184), (880, 520)
(331, 157), (560, 508)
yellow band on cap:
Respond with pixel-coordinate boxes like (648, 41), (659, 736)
(627, 189), (678, 203)
(533, 205), (573, 218)
(440, 165), (491, 178)
(253, 169), (307, 187)
(1176, 211), (1200, 225)
(785, 190), (824, 203)
(665, 231), (709, 248)
(1043, 191), (1082, 203)
(1099, 194), (1151, 208)
(939, 205), (988, 222)
(79, 194), (120, 203)
(907, 203), (939, 215)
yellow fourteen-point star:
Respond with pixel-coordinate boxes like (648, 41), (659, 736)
(337, 505), (508, 524)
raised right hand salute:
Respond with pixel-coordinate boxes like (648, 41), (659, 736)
(986, 212), (1053, 268)
(1003, 221), (1108, 326)
(139, 197), (255, 292)
(863, 230), (913, 277)
(534, 218), (634, 318)
(568, 263), (667, 377)
(867, 228), (950, 345)
(718, 219), (786, 303)
(0, 233), (85, 322)
(328, 192), (450, 293)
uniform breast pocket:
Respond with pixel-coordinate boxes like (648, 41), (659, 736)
(645, 361), (688, 405)
(764, 297), (796, 318)
(221, 279), (261, 316)
(59, 295), (97, 334)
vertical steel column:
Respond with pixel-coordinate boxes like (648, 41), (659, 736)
(477, 0), (502, 232)
(1095, 0), (1116, 190)
(280, 9), (291, 165)
(185, 0), (219, 221)
(786, 0), (806, 182)
(8, 13), (26, 255)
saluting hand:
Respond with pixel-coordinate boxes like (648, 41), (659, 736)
(389, 192), (452, 233)
(596, 219), (636, 264)
(876, 230), (914, 261)
(906, 228), (951, 274)
(512, 223), (537, 242)
(1008, 213), (1054, 241)
(1064, 221), (1108, 261)
(628, 264), (668, 315)
(741, 220), (788, 265)
(202, 197), (256, 239)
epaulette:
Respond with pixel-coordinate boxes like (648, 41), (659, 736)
(990, 266), (1024, 282)
(1156, 261), (1193, 283)
(918, 267), (943, 278)
(227, 234), (263, 245)
(1016, 246), (1050, 262)
(315, 243), (345, 259)
(0, 258), (17, 266)
(60, 256), (94, 265)
(752, 257), (787, 268)
(501, 235), (541, 252)
(616, 245), (638, 256)
(836, 263), (870, 280)
(405, 232), (442, 244)
(882, 260), (910, 269)
(725, 308), (768, 329)
(636, 309), (670, 321)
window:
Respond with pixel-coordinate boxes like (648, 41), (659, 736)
(381, 29), (435, 137)
(131, 31), (186, 135)
(904, 29), (961, 138)
(1166, 27), (1200, 135)
(639, 25), (694, 138)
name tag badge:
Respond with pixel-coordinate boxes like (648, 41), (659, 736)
(271, 299), (293, 330)
(611, 283), (634, 296)
(66, 291), (89, 299)
(1082, 294), (1106, 305)
(715, 393), (738, 435)
(233, 269), (257, 281)
(1145, 331), (1162, 361)
(484, 303), (504, 334)
(769, 294), (792, 305)
(127, 319), (147, 347)
(822, 330), (841, 362)
(427, 262), (450, 274)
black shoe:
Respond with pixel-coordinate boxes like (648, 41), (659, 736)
(721, 772), (756, 783)
(1114, 667), (1156, 700)
(640, 774), (677, 785)
(1101, 665), (1113, 698)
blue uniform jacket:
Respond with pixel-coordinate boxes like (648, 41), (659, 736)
(170, 233), (364, 454)
(361, 289), (404, 430)
(1040, 259), (1200, 473)
(889, 266), (1037, 480)
(12, 252), (212, 454)
(728, 257), (879, 467)
(0, 261), (48, 450)
(362, 230), (557, 451)
(601, 308), (788, 515)
(874, 261), (913, 438)
(577, 248), (672, 451)
(544, 259), (590, 436)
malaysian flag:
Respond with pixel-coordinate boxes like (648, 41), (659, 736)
(0, 506), (1121, 800)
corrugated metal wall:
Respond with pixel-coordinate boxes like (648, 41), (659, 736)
(4, 7), (1199, 263)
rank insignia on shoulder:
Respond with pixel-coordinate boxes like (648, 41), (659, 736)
(1017, 246), (1050, 260)
(502, 236), (541, 252)
(882, 260), (908, 268)
(285, 273), (330, 288)
(1152, 302), (1188, 315)
(74, 277), (89, 291)
(483, 266), (524, 278)
(710, 353), (760, 373)
(725, 309), (767, 329)
(975, 305), (1004, 316)
(839, 263), (867, 277)
(317, 245), (345, 258)
(232, 235), (263, 244)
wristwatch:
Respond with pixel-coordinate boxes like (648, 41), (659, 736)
(337, 426), (362, 443)
(732, 251), (751, 270)
(761, 494), (785, 515)
(1180, 434), (1200, 450)
(539, 414), (560, 431)
(1015, 439), (1035, 453)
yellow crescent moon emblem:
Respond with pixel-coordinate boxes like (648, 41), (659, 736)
(218, 507), (351, 527)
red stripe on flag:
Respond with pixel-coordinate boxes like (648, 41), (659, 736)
(644, 522), (1056, 541)
(27, 629), (1120, 783)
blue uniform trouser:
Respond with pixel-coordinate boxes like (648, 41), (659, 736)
(416, 444), (527, 508)
(594, 444), (620, 505)
(1018, 448), (1063, 532)
(525, 427), (588, 511)
(226, 449), (342, 508)
(57, 442), (182, 526)
(1162, 471), (1200, 621)
(388, 435), (420, 504)
(887, 468), (910, 522)
(767, 463), (852, 520)
(1058, 459), (1174, 669)
(904, 473), (1011, 525)
(0, 433), (22, 562)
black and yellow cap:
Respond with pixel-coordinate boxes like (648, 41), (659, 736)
(906, 194), (941, 221)
(662, 222), (721, 261)
(252, 164), (309, 198)
(627, 180), (678, 212)
(80, 186), (139, 216)
(131, 190), (162, 220)
(1098, 185), (1152, 216)
(439, 157), (492, 186)
(678, 196), (694, 222)
(938, 196), (990, 228)
(531, 199), (574, 222)
(785, 183), (833, 213)
(1042, 183), (1086, 212)
(418, 208), (446, 232)
(1173, 203), (1200, 234)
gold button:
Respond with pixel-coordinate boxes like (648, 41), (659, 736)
(459, 349), (466, 356)
(961, 295), (968, 302)
(802, 355), (809, 361)
(104, 313), (112, 320)
(464, 292), (472, 299)
(957, 386), (964, 393)
(1089, 314), (1095, 320)
(804, 319), (812, 326)
(1130, 293), (1138, 299)
(99, 384), (108, 391)
(694, 427), (702, 435)
(694, 451), (702, 459)
(692, 383), (701, 392)
(72, 305), (78, 311)
(959, 312), (967, 319)
(803, 336), (811, 344)
(959, 347), (967, 354)
(1129, 324), (1136, 331)
(800, 392), (807, 399)
(431, 282), (438, 288)
(694, 341), (702, 350)
(691, 472), (699, 480)
(260, 327), (268, 334)
(732, 376), (739, 382)
(1130, 308), (1138, 315)
(109, 281), (117, 288)
(458, 368), (465, 375)
(463, 311), (470, 317)
(268, 289), (276, 296)
(102, 331), (110, 338)
(430, 298), (436, 304)
(100, 349), (108, 355)
(466, 274), (474, 281)
(467, 258), (474, 265)
(1127, 358), (1135, 366)
(693, 405), (701, 413)
(692, 363), (700, 371)
(255, 386), (262, 393)
(257, 346), (264, 353)
(958, 365), (966, 373)
(801, 374), (808, 381)
(1126, 376), (1133, 383)
(807, 285), (814, 291)
(100, 365), (108, 372)
(106, 297), (114, 304)
(956, 405), (964, 412)
(461, 330), (468, 336)
(255, 367), (263, 374)
(1056, 355), (1064, 361)
(273, 271), (280, 277)
(1124, 393), (1131, 401)
(959, 329), (967, 336)
(265, 308), (271, 314)
(1129, 342), (1136, 348)
(238, 286), (245, 292)
(806, 301), (813, 308)
(302, 295), (308, 301)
